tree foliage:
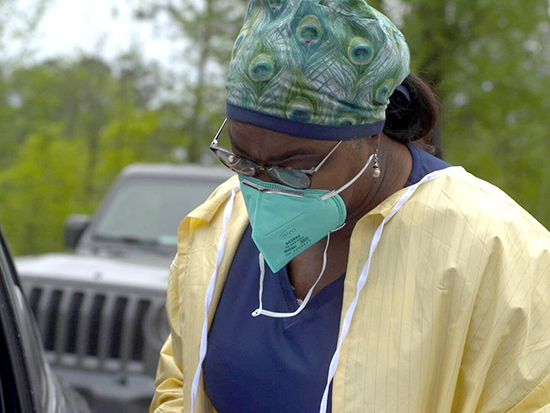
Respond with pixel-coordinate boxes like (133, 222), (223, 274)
(0, 0), (549, 255)
(0, 54), (184, 254)
(385, 0), (550, 226)
(0, 0), (52, 68)
(135, 0), (249, 162)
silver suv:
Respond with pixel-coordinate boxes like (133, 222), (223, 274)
(15, 163), (234, 412)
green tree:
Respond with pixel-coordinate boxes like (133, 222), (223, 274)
(0, 0), (52, 68)
(0, 53), (183, 254)
(136, 0), (248, 162)
(0, 0), (52, 167)
(0, 132), (92, 254)
(378, 0), (550, 227)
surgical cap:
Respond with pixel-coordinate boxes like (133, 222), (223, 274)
(226, 0), (411, 140)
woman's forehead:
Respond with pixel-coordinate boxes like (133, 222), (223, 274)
(228, 120), (335, 153)
(227, 119), (336, 163)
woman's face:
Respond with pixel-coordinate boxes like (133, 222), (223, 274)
(227, 119), (378, 211)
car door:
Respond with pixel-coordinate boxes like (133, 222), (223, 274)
(0, 225), (90, 413)
(0, 226), (38, 412)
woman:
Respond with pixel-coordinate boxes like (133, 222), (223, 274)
(151, 1), (550, 412)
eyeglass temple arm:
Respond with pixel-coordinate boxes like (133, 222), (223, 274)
(212, 118), (228, 144)
(313, 140), (343, 173)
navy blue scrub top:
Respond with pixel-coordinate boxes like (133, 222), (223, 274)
(203, 145), (451, 412)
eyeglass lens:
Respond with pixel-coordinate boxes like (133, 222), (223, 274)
(215, 148), (311, 188)
(267, 167), (311, 189)
(214, 149), (256, 176)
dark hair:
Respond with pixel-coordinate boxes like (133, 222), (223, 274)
(383, 73), (440, 154)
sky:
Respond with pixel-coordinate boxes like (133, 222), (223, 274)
(30, 0), (181, 66)
(23, 0), (550, 67)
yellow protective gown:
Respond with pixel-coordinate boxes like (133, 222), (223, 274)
(151, 168), (550, 413)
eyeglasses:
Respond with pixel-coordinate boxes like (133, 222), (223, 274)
(210, 118), (343, 189)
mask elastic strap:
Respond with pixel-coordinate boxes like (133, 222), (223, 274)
(191, 182), (240, 413)
(320, 152), (375, 201)
(252, 232), (332, 318)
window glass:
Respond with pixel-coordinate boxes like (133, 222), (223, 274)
(0, 238), (21, 412)
(0, 330), (11, 412)
(0, 378), (4, 413)
(94, 177), (220, 245)
(0, 327), (17, 412)
(0, 230), (47, 410)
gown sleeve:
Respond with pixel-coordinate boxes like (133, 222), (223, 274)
(452, 208), (550, 412)
(150, 261), (185, 413)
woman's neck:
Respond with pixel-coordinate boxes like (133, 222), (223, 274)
(345, 137), (413, 227)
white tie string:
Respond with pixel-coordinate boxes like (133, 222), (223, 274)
(252, 232), (332, 318)
(191, 182), (239, 413)
(318, 167), (464, 413)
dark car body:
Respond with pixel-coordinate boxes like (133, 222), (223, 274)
(15, 163), (234, 412)
(0, 225), (90, 413)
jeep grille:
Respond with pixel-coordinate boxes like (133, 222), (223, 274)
(21, 278), (169, 377)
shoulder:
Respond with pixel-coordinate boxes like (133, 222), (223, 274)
(173, 174), (248, 268)
(411, 169), (549, 236)
(401, 169), (550, 282)
(186, 175), (244, 223)
(391, 168), (550, 281)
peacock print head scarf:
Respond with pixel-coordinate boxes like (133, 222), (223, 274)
(226, 0), (411, 140)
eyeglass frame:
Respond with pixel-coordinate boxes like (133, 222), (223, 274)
(209, 118), (343, 189)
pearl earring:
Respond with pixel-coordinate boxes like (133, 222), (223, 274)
(372, 149), (381, 178)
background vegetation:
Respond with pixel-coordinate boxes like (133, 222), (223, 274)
(1, 0), (549, 255)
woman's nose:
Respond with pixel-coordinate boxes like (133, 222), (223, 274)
(256, 169), (277, 184)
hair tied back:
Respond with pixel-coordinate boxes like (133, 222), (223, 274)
(389, 84), (411, 109)
(383, 73), (440, 149)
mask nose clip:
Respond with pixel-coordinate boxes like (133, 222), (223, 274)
(242, 179), (305, 198)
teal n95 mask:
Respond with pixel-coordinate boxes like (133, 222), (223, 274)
(239, 175), (347, 273)
(239, 151), (375, 318)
